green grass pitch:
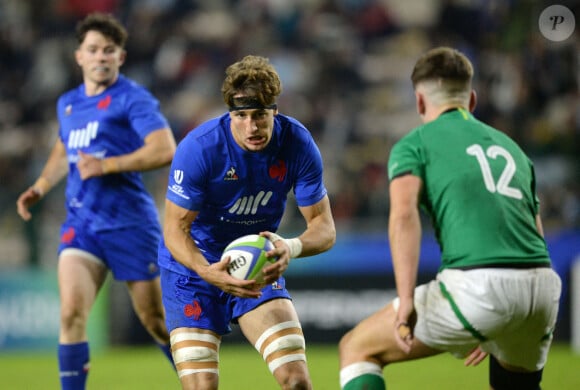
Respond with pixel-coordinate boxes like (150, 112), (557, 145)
(1, 343), (578, 389)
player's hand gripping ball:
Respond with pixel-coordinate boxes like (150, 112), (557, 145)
(222, 234), (278, 285)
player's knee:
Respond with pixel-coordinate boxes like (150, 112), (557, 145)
(338, 330), (354, 358)
(170, 331), (220, 380)
(254, 321), (307, 375)
(138, 311), (169, 343)
(279, 373), (311, 390)
(489, 355), (543, 390)
(60, 305), (88, 333)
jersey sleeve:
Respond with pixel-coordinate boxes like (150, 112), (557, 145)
(126, 87), (170, 139)
(166, 135), (206, 211)
(388, 130), (425, 181)
(293, 134), (328, 207)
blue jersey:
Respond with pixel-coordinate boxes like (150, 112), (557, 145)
(57, 74), (169, 231)
(158, 113), (327, 275)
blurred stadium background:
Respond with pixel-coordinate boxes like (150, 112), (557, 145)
(0, 0), (579, 369)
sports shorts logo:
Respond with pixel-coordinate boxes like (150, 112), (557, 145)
(61, 227), (76, 244)
(184, 300), (202, 320)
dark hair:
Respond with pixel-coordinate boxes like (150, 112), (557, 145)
(411, 47), (473, 88)
(75, 12), (128, 47)
(221, 55), (282, 109)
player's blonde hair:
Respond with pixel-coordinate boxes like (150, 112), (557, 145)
(221, 55), (282, 109)
(411, 47), (473, 107)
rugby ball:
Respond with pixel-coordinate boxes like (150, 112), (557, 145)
(223, 234), (278, 284)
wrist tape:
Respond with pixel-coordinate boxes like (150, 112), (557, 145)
(268, 233), (303, 258)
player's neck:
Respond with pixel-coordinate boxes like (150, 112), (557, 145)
(84, 76), (118, 97)
(423, 104), (466, 123)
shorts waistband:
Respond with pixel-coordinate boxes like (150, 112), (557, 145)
(451, 262), (551, 271)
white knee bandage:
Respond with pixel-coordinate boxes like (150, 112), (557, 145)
(340, 362), (383, 388)
(254, 321), (306, 373)
(171, 331), (221, 378)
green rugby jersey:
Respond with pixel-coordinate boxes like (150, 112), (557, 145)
(388, 108), (550, 270)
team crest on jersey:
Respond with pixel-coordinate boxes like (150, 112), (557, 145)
(269, 160), (287, 182)
(224, 166), (239, 181)
(97, 95), (111, 110)
(65, 105), (72, 115)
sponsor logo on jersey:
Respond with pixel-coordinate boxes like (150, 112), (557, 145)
(228, 191), (273, 215)
(69, 197), (83, 208)
(97, 95), (111, 110)
(269, 159), (287, 182)
(224, 166), (239, 181)
(68, 121), (99, 149)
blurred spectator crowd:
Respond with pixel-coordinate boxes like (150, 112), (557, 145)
(1, 0), (578, 267)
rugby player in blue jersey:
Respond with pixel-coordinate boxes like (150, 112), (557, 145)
(158, 55), (336, 389)
(16, 13), (176, 390)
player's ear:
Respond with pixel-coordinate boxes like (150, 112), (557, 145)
(118, 49), (127, 66)
(469, 90), (477, 112)
(74, 49), (82, 66)
(415, 90), (426, 116)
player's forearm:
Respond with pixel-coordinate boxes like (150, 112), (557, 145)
(163, 201), (209, 274)
(164, 224), (210, 273)
(297, 216), (336, 257)
(294, 196), (336, 257)
(102, 128), (176, 174)
(34, 141), (69, 196)
(389, 208), (421, 300)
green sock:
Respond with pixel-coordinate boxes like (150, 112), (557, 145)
(343, 373), (386, 390)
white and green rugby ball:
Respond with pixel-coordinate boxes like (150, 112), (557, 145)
(223, 234), (278, 284)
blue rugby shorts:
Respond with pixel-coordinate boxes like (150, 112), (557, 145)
(160, 266), (292, 335)
(57, 221), (161, 281)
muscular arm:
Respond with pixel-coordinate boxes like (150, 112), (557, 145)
(37, 139), (70, 188)
(260, 195), (335, 283)
(163, 199), (260, 297)
(296, 195), (336, 257)
(163, 200), (207, 273)
(77, 127), (176, 179)
(388, 174), (422, 350)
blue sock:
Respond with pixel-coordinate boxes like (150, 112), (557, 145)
(157, 342), (175, 370)
(58, 342), (90, 390)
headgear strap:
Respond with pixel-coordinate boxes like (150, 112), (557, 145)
(229, 103), (277, 112)
(229, 96), (277, 112)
